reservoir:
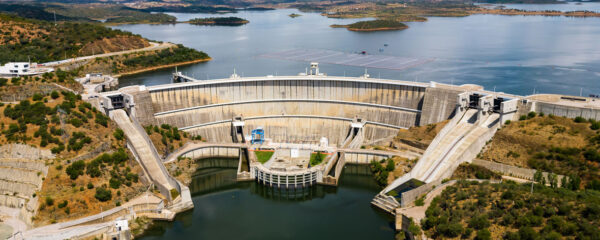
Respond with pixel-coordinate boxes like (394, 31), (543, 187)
(114, 8), (600, 97)
(139, 160), (394, 240)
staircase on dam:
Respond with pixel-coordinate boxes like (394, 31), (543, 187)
(111, 109), (180, 201)
(341, 118), (366, 149)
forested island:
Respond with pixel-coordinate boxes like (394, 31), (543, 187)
(187, 17), (249, 26)
(331, 20), (407, 32)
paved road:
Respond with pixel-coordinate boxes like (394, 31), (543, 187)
(41, 42), (174, 67)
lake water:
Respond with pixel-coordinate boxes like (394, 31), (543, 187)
(480, 2), (600, 12)
(114, 8), (600, 97)
(139, 161), (394, 240)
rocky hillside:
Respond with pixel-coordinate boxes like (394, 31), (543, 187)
(0, 82), (149, 226)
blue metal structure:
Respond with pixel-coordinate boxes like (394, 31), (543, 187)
(251, 128), (264, 144)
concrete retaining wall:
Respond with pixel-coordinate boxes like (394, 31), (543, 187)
(180, 147), (240, 160)
(472, 159), (535, 180)
(535, 102), (600, 121)
(184, 117), (399, 146)
(344, 152), (391, 164)
(471, 159), (566, 185)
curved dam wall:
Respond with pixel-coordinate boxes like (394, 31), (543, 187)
(130, 76), (460, 145)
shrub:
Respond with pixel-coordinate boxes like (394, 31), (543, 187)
(69, 118), (83, 127)
(519, 115), (527, 121)
(95, 112), (109, 127)
(475, 229), (491, 240)
(32, 93), (43, 101)
(65, 160), (85, 180)
(94, 187), (112, 202)
(591, 121), (600, 130)
(50, 91), (59, 99)
(45, 196), (54, 206)
(527, 112), (537, 119)
(57, 200), (68, 208)
(109, 177), (121, 189)
(440, 222), (463, 238)
(469, 215), (490, 230)
(518, 226), (539, 240)
(415, 196), (425, 206)
(113, 128), (124, 141)
(385, 159), (395, 172)
(574, 116), (586, 123)
(87, 182), (94, 189)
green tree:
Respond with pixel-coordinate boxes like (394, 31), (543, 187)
(386, 159), (395, 172)
(65, 160), (85, 180)
(94, 187), (112, 202)
(475, 229), (491, 240)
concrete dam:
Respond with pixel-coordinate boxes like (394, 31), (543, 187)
(93, 64), (600, 217)
(113, 73), (461, 146)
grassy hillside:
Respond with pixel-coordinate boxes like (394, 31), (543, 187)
(480, 114), (600, 190)
(0, 13), (149, 64)
(79, 44), (210, 75)
(145, 123), (196, 157)
(421, 180), (599, 239)
(394, 121), (448, 150)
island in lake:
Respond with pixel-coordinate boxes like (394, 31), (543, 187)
(188, 17), (249, 26)
(331, 20), (407, 32)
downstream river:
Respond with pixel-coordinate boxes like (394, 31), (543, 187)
(115, 7), (600, 97)
(140, 161), (393, 240)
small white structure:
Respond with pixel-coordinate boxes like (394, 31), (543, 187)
(290, 148), (300, 158)
(319, 137), (329, 148)
(114, 219), (129, 231)
(0, 62), (53, 77)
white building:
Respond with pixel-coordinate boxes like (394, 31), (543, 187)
(0, 62), (53, 77)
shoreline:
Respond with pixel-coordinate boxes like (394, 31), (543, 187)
(114, 58), (212, 77)
(471, 9), (600, 17)
(347, 26), (408, 32)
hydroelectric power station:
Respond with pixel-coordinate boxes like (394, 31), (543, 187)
(90, 63), (600, 218)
